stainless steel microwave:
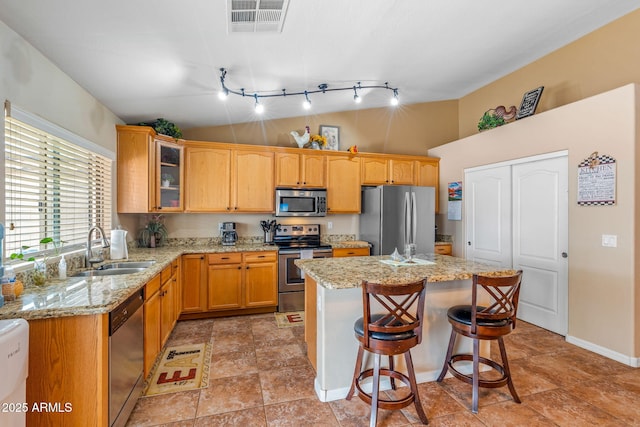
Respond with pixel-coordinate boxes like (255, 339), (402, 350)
(275, 188), (327, 217)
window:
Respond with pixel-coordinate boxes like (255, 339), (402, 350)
(3, 103), (113, 260)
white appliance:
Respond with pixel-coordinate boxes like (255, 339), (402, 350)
(110, 229), (128, 260)
(360, 186), (435, 256)
(0, 318), (29, 427)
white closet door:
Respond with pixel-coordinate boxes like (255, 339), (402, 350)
(465, 166), (512, 267)
(512, 157), (568, 335)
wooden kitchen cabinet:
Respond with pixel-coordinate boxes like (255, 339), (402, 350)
(207, 251), (278, 311)
(159, 264), (177, 346)
(434, 243), (452, 256)
(332, 247), (370, 257)
(415, 158), (440, 212)
(244, 252), (278, 307)
(234, 150), (275, 211)
(144, 260), (181, 377)
(184, 143), (274, 212)
(361, 156), (414, 185)
(27, 314), (109, 426)
(185, 146), (232, 212)
(326, 153), (361, 213)
(275, 152), (325, 187)
(143, 274), (162, 377)
(207, 253), (243, 310)
(181, 254), (208, 313)
(116, 125), (184, 213)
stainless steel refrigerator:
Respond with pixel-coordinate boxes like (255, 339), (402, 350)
(359, 186), (435, 256)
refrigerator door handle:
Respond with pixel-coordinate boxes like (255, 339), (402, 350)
(404, 191), (411, 244)
(411, 191), (417, 244)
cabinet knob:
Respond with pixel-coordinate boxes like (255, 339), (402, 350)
(303, 182), (306, 185)
(237, 266), (241, 269)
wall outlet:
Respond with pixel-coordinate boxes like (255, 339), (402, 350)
(327, 221), (333, 230)
(602, 234), (617, 247)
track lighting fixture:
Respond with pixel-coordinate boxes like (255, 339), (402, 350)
(353, 85), (362, 104)
(254, 94), (264, 114)
(218, 68), (399, 114)
(302, 91), (312, 110)
(390, 89), (399, 106)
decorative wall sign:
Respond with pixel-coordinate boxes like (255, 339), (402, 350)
(577, 152), (616, 206)
(447, 181), (462, 220)
(516, 86), (544, 120)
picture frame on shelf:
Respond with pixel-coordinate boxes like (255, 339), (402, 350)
(319, 125), (340, 151)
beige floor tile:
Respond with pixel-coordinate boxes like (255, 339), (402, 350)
(208, 350), (258, 379)
(126, 389), (200, 426)
(564, 377), (640, 424)
(259, 364), (318, 405)
(196, 373), (263, 418)
(264, 397), (339, 426)
(211, 331), (255, 353)
(194, 406), (267, 426)
(426, 410), (485, 426)
(329, 397), (411, 427)
(255, 342), (309, 370)
(473, 401), (556, 426)
(525, 388), (623, 426)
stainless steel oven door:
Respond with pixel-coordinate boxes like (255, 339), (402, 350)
(278, 249), (332, 293)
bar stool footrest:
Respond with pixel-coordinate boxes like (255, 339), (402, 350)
(448, 354), (509, 389)
(354, 368), (415, 410)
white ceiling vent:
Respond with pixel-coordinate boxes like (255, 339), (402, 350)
(228, 0), (290, 33)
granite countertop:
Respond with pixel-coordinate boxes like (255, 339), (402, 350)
(0, 243), (277, 321)
(295, 254), (516, 290)
(325, 240), (371, 249)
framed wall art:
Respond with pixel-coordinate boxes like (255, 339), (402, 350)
(516, 86), (544, 120)
(319, 125), (340, 151)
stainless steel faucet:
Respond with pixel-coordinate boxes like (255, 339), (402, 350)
(86, 225), (110, 268)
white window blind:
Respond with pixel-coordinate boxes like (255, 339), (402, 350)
(3, 106), (113, 260)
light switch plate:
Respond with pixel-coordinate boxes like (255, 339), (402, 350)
(602, 234), (617, 247)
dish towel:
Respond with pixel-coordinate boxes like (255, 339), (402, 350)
(299, 249), (314, 279)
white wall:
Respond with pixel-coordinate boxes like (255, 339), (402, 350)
(429, 84), (639, 361)
(0, 20), (123, 226)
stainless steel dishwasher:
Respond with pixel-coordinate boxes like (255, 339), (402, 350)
(109, 289), (144, 427)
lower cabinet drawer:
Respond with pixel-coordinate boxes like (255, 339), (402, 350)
(208, 253), (242, 264)
(434, 244), (452, 255)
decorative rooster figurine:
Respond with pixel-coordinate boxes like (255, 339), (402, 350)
(290, 126), (310, 148)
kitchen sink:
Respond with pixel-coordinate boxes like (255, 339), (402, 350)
(98, 261), (156, 270)
(72, 267), (147, 277)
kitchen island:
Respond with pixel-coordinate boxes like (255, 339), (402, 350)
(295, 254), (516, 402)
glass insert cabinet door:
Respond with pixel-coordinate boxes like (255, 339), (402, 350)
(156, 141), (183, 211)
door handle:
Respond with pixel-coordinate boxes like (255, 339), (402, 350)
(562, 252), (568, 258)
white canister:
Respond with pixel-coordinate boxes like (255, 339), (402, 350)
(110, 229), (128, 260)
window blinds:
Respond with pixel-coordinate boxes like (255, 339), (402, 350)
(3, 107), (113, 259)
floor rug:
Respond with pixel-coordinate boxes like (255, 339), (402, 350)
(275, 311), (305, 328)
(144, 342), (211, 396)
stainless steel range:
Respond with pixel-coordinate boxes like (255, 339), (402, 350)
(275, 223), (332, 312)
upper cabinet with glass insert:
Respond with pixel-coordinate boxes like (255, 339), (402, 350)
(116, 125), (184, 213)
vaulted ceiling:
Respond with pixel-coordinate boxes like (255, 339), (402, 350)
(0, 1), (638, 129)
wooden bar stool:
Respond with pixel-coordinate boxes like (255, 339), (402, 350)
(436, 271), (523, 413)
(346, 279), (429, 426)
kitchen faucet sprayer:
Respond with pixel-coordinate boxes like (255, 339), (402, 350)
(86, 225), (110, 268)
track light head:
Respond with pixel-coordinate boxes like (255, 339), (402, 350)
(302, 91), (311, 110)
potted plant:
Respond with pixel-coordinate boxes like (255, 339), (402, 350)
(10, 237), (64, 286)
(138, 214), (169, 248)
(477, 110), (506, 131)
(137, 118), (183, 139)
(161, 173), (175, 188)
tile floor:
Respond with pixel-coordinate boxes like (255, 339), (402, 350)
(126, 314), (640, 426)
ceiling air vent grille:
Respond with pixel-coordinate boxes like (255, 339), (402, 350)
(228, 0), (290, 33)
